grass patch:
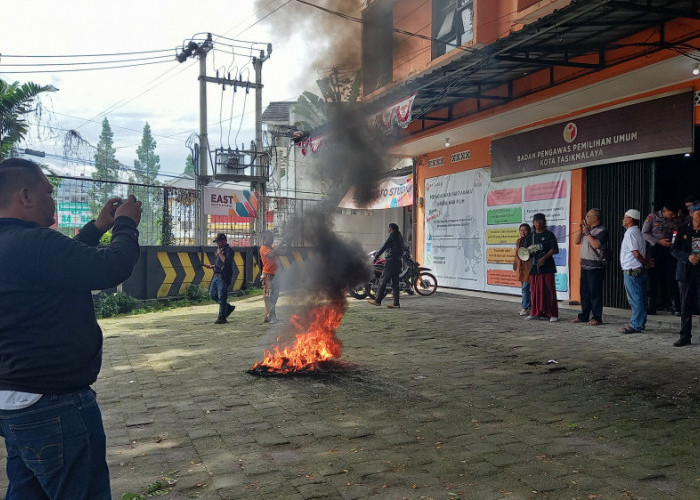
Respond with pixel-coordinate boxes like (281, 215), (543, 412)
(95, 285), (262, 319)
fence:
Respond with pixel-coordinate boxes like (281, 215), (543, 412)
(50, 175), (326, 246)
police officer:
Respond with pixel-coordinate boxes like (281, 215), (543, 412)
(642, 201), (681, 315)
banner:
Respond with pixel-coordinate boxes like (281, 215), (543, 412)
(338, 174), (413, 210)
(424, 169), (488, 290)
(424, 168), (571, 299)
(367, 93), (417, 131)
(203, 187), (258, 217)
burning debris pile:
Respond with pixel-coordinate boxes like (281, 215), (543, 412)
(247, 207), (372, 376)
(248, 298), (345, 375)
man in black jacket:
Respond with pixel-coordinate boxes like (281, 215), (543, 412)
(670, 201), (700, 347)
(204, 233), (235, 324)
(368, 223), (404, 309)
(0, 158), (142, 498)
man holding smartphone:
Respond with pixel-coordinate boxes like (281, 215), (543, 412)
(0, 158), (142, 498)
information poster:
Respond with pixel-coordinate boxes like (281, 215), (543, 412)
(424, 169), (488, 289)
(424, 168), (570, 299)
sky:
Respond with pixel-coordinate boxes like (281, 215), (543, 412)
(0, 0), (362, 180)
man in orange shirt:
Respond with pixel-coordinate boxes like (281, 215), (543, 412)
(260, 230), (283, 323)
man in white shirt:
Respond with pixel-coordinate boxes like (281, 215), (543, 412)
(620, 209), (649, 333)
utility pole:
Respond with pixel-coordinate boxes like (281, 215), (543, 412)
(177, 34), (213, 246)
(252, 44), (272, 244)
(179, 35), (271, 246)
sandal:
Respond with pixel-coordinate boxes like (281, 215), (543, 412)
(587, 319), (601, 326)
(571, 318), (584, 323)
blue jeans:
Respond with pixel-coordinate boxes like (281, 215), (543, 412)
(521, 281), (531, 310)
(623, 271), (647, 331)
(0, 388), (111, 499)
(209, 274), (229, 319)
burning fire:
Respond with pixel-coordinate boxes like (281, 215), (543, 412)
(249, 299), (346, 374)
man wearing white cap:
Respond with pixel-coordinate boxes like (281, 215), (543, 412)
(620, 209), (648, 333)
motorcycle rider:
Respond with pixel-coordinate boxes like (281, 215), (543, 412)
(368, 223), (404, 309)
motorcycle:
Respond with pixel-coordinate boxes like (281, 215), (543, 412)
(349, 247), (438, 299)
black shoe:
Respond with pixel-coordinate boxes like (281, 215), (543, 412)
(214, 318), (227, 324)
(673, 338), (692, 347)
(225, 304), (235, 318)
(647, 309), (657, 315)
(621, 326), (641, 334)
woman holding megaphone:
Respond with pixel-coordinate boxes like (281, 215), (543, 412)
(524, 213), (560, 322)
(513, 223), (532, 316)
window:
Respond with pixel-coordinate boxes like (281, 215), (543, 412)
(433, 0), (474, 59)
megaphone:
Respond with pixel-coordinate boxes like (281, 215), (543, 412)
(516, 244), (543, 261)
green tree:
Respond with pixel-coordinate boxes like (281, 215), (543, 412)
(90, 118), (119, 217)
(132, 123), (162, 245)
(292, 69), (361, 132)
(0, 79), (57, 159)
(134, 123), (160, 181)
(184, 153), (195, 176)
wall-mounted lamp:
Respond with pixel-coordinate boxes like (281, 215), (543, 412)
(693, 65), (699, 76)
(444, 137), (450, 148)
(684, 152), (692, 157)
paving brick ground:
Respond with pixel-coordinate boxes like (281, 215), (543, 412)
(1, 290), (699, 499)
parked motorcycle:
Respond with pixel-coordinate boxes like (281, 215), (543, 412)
(350, 248), (438, 299)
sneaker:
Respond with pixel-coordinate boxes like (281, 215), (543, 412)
(519, 308), (529, 316)
(366, 299), (381, 306)
(549, 317), (559, 322)
(225, 304), (235, 318)
(387, 304), (400, 309)
(214, 318), (227, 324)
(525, 315), (537, 320)
(620, 326), (641, 334)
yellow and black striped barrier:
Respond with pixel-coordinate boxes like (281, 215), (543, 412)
(121, 246), (313, 300)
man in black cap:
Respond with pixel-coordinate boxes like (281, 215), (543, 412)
(204, 233), (235, 323)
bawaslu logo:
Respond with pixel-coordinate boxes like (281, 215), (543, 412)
(563, 122), (577, 143)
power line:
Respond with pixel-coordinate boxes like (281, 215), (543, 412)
(0, 59), (175, 74)
(0, 48), (176, 58)
(75, 59), (197, 129)
(0, 54), (175, 68)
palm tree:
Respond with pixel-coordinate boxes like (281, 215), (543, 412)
(0, 79), (58, 159)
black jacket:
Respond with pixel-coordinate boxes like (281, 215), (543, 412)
(0, 216), (140, 394)
(376, 230), (404, 264)
(213, 244), (235, 285)
(670, 221), (700, 282)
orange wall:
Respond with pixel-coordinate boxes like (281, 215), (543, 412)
(393, 0), (432, 82)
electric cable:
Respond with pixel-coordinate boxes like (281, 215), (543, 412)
(0, 59), (175, 74)
(0, 48), (175, 58)
(0, 53), (175, 67)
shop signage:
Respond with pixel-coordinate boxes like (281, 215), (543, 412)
(203, 186), (258, 217)
(338, 174), (413, 209)
(491, 91), (694, 179)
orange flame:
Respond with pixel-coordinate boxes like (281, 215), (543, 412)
(250, 300), (345, 374)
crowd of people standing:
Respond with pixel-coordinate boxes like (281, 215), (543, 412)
(514, 198), (699, 347)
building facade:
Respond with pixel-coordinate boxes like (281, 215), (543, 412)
(362, 0), (700, 307)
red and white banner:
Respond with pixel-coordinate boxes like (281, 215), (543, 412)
(367, 93), (417, 131)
